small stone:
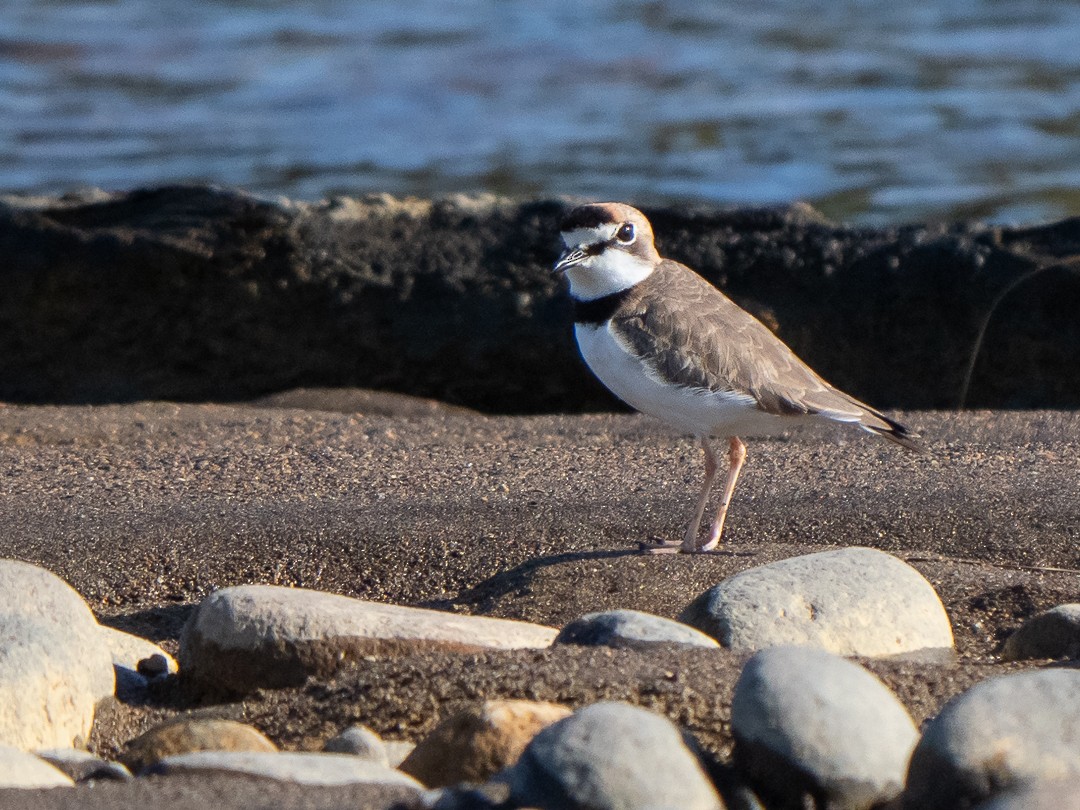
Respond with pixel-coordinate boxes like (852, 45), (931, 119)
(100, 625), (178, 678)
(1001, 603), (1080, 660)
(149, 750), (424, 789)
(0, 559), (115, 750)
(680, 547), (954, 659)
(120, 717), (277, 773)
(504, 701), (723, 810)
(401, 699), (572, 787)
(180, 585), (558, 692)
(732, 646), (918, 809)
(384, 740), (415, 768)
(0, 745), (74, 788)
(904, 669), (1080, 809)
(554, 609), (721, 649)
(35, 748), (131, 782)
(323, 725), (389, 766)
(138, 653), (173, 678)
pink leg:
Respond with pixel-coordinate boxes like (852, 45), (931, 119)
(698, 437), (747, 552)
(644, 438), (718, 555)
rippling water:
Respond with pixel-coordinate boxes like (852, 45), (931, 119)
(3, 1), (1080, 224)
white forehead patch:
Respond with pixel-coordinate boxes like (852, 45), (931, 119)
(561, 224), (618, 247)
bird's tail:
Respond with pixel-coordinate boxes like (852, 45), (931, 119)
(858, 407), (923, 452)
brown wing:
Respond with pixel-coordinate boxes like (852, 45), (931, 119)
(612, 260), (921, 449)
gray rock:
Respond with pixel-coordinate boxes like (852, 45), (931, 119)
(504, 701), (723, 810)
(732, 646), (918, 810)
(554, 609), (721, 650)
(35, 748), (131, 782)
(0, 559), (115, 749)
(149, 750), (424, 789)
(1001, 603), (1080, 660)
(323, 725), (389, 766)
(0, 745), (74, 788)
(4, 185), (1080, 411)
(180, 585), (558, 692)
(971, 780), (1080, 809)
(385, 740), (416, 768)
(680, 547), (954, 658)
(904, 669), (1080, 809)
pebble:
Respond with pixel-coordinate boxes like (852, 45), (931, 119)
(504, 701), (723, 810)
(179, 584), (558, 692)
(121, 718), (278, 773)
(554, 609), (721, 649)
(0, 559), (115, 749)
(731, 645), (918, 809)
(400, 699), (571, 788)
(323, 725), (390, 766)
(149, 750), (425, 790)
(0, 745), (74, 788)
(1000, 603), (1080, 660)
(100, 625), (178, 678)
(904, 668), (1080, 809)
(679, 547), (955, 658)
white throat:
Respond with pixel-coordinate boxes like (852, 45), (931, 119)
(562, 248), (655, 301)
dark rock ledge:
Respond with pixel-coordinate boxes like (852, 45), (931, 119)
(2, 185), (1078, 411)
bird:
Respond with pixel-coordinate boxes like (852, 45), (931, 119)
(553, 202), (921, 554)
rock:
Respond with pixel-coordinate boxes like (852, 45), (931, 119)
(0, 745), (74, 788)
(904, 669), (1080, 809)
(0, 559), (115, 749)
(3, 186), (1079, 411)
(179, 585), (558, 692)
(554, 609), (721, 650)
(35, 748), (131, 782)
(248, 386), (477, 416)
(971, 780), (1080, 809)
(384, 740), (415, 768)
(680, 547), (954, 659)
(323, 725), (389, 766)
(1001, 603), (1080, 660)
(100, 625), (178, 677)
(149, 750), (424, 789)
(731, 645), (918, 809)
(504, 701), (723, 810)
(400, 699), (571, 788)
(120, 718), (277, 773)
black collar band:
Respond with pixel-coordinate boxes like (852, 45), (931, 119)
(573, 288), (632, 326)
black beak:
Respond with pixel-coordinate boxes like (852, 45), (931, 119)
(553, 247), (586, 274)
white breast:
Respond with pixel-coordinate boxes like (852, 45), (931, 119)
(575, 322), (802, 438)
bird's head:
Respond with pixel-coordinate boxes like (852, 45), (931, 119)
(554, 203), (660, 300)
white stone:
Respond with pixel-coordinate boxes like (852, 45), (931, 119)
(0, 745), (74, 788)
(0, 559), (115, 750)
(180, 585), (557, 691)
(151, 750), (424, 789)
(680, 547), (954, 658)
(905, 669), (1080, 809)
(732, 645), (918, 809)
(554, 609), (721, 649)
(100, 625), (178, 676)
(323, 725), (389, 766)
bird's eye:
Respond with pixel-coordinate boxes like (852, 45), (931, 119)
(616, 223), (636, 243)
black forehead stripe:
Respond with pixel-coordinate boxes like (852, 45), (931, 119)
(559, 206), (618, 231)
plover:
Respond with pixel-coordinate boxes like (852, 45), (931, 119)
(554, 202), (920, 553)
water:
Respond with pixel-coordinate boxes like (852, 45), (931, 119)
(3, 0), (1080, 225)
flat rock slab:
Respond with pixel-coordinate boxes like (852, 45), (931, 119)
(0, 746), (73, 789)
(680, 547), (955, 658)
(732, 645), (917, 809)
(180, 584), (558, 692)
(905, 668), (1080, 809)
(149, 751), (424, 790)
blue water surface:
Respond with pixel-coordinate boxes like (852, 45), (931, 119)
(2, 0), (1080, 224)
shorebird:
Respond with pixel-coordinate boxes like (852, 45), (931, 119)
(554, 202), (920, 553)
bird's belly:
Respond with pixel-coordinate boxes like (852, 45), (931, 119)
(575, 323), (797, 438)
